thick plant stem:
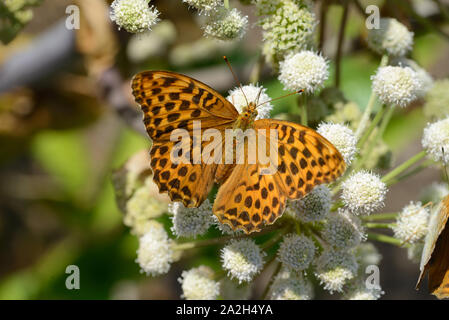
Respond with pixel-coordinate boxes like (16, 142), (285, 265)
(385, 160), (433, 186)
(364, 222), (395, 229)
(224, 0), (230, 9)
(367, 233), (403, 246)
(357, 104), (387, 149)
(355, 55), (388, 139)
(335, 0), (349, 88)
(300, 94), (308, 126)
(381, 150), (427, 185)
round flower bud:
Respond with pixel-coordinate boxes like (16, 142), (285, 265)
(317, 122), (358, 165)
(136, 221), (175, 276)
(221, 239), (265, 283)
(354, 243), (382, 268)
(367, 18), (414, 57)
(343, 280), (384, 300)
(203, 8), (248, 40)
(279, 51), (329, 93)
(420, 182), (449, 204)
(393, 201), (430, 244)
(182, 0), (222, 12)
(257, 0), (317, 65)
(423, 79), (449, 119)
(277, 234), (316, 271)
(269, 267), (313, 300)
(287, 185), (332, 222)
(322, 210), (366, 250)
(110, 0), (159, 33)
(341, 171), (387, 215)
(170, 200), (214, 238)
(407, 241), (425, 264)
(422, 118), (449, 164)
(227, 84), (273, 119)
(371, 66), (422, 107)
(178, 266), (220, 300)
(314, 249), (358, 294)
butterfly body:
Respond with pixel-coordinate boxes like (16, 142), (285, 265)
(132, 70), (345, 234)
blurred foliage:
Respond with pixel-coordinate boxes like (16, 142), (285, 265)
(0, 0), (448, 299)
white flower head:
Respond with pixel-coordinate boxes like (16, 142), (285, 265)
(178, 266), (220, 300)
(343, 280), (384, 300)
(277, 234), (316, 271)
(322, 210), (366, 250)
(110, 0), (159, 33)
(269, 267), (314, 300)
(279, 51), (329, 93)
(288, 185), (332, 222)
(227, 84), (273, 119)
(354, 243), (382, 267)
(203, 8), (248, 40)
(136, 221), (175, 276)
(422, 118), (449, 164)
(371, 66), (422, 107)
(182, 0), (223, 13)
(170, 200), (214, 238)
(367, 17), (414, 57)
(390, 57), (434, 98)
(221, 239), (266, 283)
(341, 170), (387, 215)
(393, 201), (430, 244)
(317, 122), (357, 165)
(314, 249), (358, 294)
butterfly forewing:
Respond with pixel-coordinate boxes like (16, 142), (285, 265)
(132, 71), (237, 206)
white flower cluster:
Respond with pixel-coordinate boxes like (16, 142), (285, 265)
(341, 171), (387, 215)
(170, 200), (214, 238)
(393, 201), (430, 244)
(110, 0), (159, 33)
(422, 117), (449, 164)
(178, 265), (220, 300)
(279, 51), (329, 93)
(367, 18), (414, 57)
(203, 8), (248, 40)
(221, 239), (265, 283)
(227, 84), (273, 119)
(317, 122), (358, 165)
(288, 185), (332, 222)
(136, 221), (176, 276)
(371, 66), (422, 107)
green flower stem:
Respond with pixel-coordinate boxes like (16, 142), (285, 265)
(331, 200), (344, 211)
(361, 212), (398, 221)
(224, 0), (230, 9)
(300, 94), (308, 126)
(367, 232), (403, 246)
(355, 55), (388, 139)
(385, 160), (433, 186)
(354, 104), (396, 171)
(357, 104), (387, 149)
(261, 226), (290, 250)
(381, 150), (427, 185)
(364, 222), (395, 229)
(174, 224), (282, 250)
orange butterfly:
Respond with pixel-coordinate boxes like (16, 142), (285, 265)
(131, 70), (345, 234)
(416, 194), (449, 299)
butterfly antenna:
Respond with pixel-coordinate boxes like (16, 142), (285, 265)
(223, 56), (249, 106)
(256, 89), (304, 108)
